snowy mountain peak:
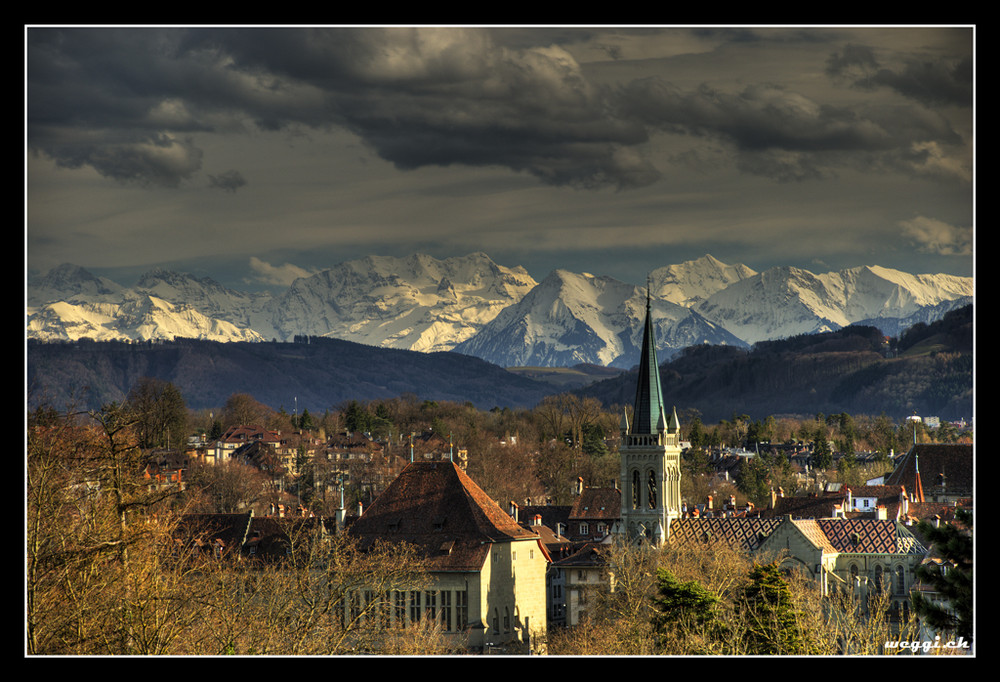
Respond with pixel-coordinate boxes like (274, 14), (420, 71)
(27, 253), (972, 366)
(28, 263), (124, 306)
(649, 254), (757, 307)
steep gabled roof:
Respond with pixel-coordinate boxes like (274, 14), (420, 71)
(348, 461), (538, 572)
(885, 444), (973, 498)
(569, 487), (621, 521)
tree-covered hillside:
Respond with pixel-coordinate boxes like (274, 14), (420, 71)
(580, 306), (973, 422)
(26, 336), (554, 413)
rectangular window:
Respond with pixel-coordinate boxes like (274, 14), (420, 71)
(440, 590), (452, 632)
(394, 590), (406, 624)
(425, 590), (437, 621)
(410, 590), (422, 622)
(350, 591), (362, 622)
(456, 590), (468, 630)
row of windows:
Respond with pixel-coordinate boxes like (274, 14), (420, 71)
(349, 589), (469, 632)
(847, 563), (909, 594)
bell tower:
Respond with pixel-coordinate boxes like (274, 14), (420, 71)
(619, 292), (682, 544)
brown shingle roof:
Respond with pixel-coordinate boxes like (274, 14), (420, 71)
(347, 461), (539, 572)
(569, 488), (621, 521)
(885, 444), (973, 497)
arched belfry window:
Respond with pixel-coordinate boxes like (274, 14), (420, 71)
(647, 470), (657, 509)
(632, 470), (641, 510)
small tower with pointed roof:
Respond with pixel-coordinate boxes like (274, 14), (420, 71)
(619, 290), (682, 544)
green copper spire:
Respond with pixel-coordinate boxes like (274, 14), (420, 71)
(631, 291), (666, 436)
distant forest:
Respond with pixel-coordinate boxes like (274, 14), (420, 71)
(26, 335), (555, 414)
(27, 305), (972, 422)
(579, 305), (973, 423)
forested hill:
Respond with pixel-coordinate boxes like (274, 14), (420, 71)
(579, 305), (973, 423)
(26, 335), (555, 414)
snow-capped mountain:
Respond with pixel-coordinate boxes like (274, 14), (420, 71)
(258, 252), (537, 351)
(27, 263), (124, 307)
(26, 291), (264, 343)
(452, 269), (746, 368)
(693, 264), (975, 345)
(27, 253), (973, 367)
(26, 253), (537, 351)
(27, 266), (269, 343)
(134, 268), (272, 330)
(650, 254), (757, 307)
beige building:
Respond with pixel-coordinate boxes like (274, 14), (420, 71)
(348, 460), (549, 654)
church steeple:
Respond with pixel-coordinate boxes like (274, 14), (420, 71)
(619, 284), (683, 545)
(630, 291), (665, 436)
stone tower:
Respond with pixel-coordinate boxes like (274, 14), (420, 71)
(619, 293), (682, 544)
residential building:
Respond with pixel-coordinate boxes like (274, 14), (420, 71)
(347, 460), (549, 654)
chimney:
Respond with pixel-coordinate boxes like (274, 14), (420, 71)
(576, 477), (584, 496)
(707, 495), (713, 510)
(509, 501), (519, 522)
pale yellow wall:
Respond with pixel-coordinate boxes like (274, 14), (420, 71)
(564, 565), (604, 627)
(475, 539), (548, 653)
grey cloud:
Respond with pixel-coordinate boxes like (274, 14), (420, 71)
(616, 75), (966, 182)
(208, 169), (247, 193)
(868, 57), (973, 108)
(826, 42), (972, 108)
(28, 27), (661, 191)
(26, 27), (972, 191)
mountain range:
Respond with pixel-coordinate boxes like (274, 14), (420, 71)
(27, 253), (974, 369)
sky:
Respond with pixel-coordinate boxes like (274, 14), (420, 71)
(26, 26), (974, 293)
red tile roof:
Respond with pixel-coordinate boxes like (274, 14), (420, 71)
(347, 461), (539, 572)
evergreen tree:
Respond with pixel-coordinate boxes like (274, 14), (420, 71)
(912, 509), (973, 642)
(812, 433), (833, 469)
(651, 569), (720, 636)
(687, 417), (705, 448)
(736, 455), (770, 507)
(735, 562), (811, 655)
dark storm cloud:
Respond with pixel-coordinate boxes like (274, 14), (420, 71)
(27, 27), (660, 190)
(615, 74), (966, 182)
(826, 42), (973, 108)
(26, 27), (973, 192)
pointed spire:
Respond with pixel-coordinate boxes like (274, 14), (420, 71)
(630, 288), (665, 435)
